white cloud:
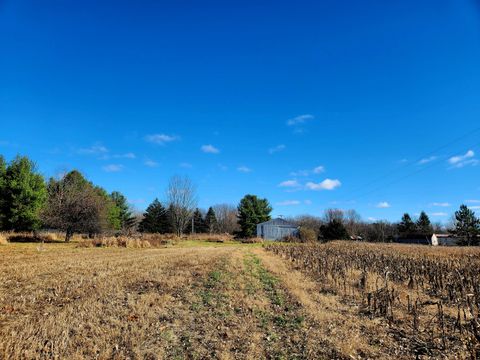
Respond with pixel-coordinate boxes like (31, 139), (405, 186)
(429, 212), (448, 217)
(291, 165), (325, 177)
(469, 206), (480, 210)
(179, 162), (192, 168)
(268, 144), (286, 154)
(101, 152), (136, 160)
(376, 201), (391, 208)
(145, 134), (179, 145)
(279, 180), (300, 188)
(102, 164), (123, 172)
(287, 114), (314, 126)
(418, 156), (437, 165)
(119, 152), (136, 159)
(304, 199), (312, 205)
(448, 150), (478, 168)
(201, 144), (220, 154)
(144, 159), (159, 168)
(306, 179), (341, 191)
(78, 144), (108, 155)
(368, 217), (377, 222)
(290, 170), (310, 177)
(276, 200), (301, 206)
(466, 199), (480, 204)
(237, 166), (252, 173)
(431, 202), (450, 207)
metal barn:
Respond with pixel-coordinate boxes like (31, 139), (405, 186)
(256, 218), (299, 241)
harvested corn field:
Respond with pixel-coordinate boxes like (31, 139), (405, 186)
(1, 241), (480, 359)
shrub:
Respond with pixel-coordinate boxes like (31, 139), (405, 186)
(299, 227), (317, 243)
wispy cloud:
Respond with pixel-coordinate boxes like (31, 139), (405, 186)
(431, 202), (450, 207)
(101, 152), (136, 160)
(279, 180), (301, 188)
(276, 200), (301, 206)
(237, 166), (252, 173)
(290, 165), (325, 177)
(201, 144), (220, 154)
(429, 212), (448, 217)
(305, 179), (341, 191)
(469, 206), (480, 210)
(102, 164), (124, 172)
(287, 114), (314, 126)
(145, 134), (179, 145)
(368, 217), (377, 222)
(466, 199), (480, 204)
(376, 201), (391, 208)
(448, 150), (478, 168)
(179, 162), (192, 168)
(418, 156), (437, 165)
(144, 159), (159, 168)
(268, 144), (286, 154)
(78, 144), (108, 155)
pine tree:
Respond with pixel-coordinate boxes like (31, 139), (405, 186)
(1, 156), (46, 231)
(204, 207), (218, 234)
(319, 219), (349, 241)
(139, 199), (171, 233)
(110, 191), (136, 232)
(237, 194), (272, 238)
(397, 213), (416, 234)
(416, 211), (432, 235)
(453, 204), (480, 246)
(0, 155), (6, 230)
(190, 208), (206, 234)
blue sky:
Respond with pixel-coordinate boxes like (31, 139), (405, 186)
(1, 0), (480, 222)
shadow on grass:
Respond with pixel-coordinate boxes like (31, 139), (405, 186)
(7, 235), (65, 244)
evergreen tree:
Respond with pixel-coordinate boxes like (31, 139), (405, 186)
(453, 204), (480, 246)
(0, 156), (46, 231)
(416, 211), (432, 234)
(237, 194), (272, 238)
(319, 219), (349, 241)
(397, 213), (416, 234)
(204, 207), (218, 234)
(190, 208), (206, 234)
(0, 155), (6, 229)
(139, 199), (171, 233)
(110, 191), (136, 231)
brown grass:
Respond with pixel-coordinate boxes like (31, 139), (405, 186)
(2, 238), (478, 359)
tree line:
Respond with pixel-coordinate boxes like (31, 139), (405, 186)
(1, 153), (478, 244)
(0, 154), (273, 240)
(0, 155), (135, 241)
(290, 206), (480, 245)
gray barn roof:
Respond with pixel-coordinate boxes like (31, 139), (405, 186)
(257, 218), (297, 228)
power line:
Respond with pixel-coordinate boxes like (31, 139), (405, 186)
(345, 126), (480, 198)
(352, 139), (480, 201)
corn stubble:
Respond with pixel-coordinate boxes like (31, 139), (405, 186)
(266, 241), (480, 358)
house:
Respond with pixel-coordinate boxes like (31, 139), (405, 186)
(393, 233), (460, 246)
(431, 233), (459, 246)
(256, 218), (299, 241)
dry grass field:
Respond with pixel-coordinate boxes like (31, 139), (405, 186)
(1, 239), (480, 359)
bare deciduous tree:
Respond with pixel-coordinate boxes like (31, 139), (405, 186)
(212, 204), (239, 234)
(41, 171), (108, 241)
(344, 209), (362, 237)
(323, 209), (344, 223)
(166, 175), (197, 236)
